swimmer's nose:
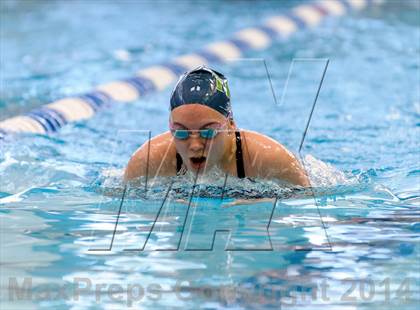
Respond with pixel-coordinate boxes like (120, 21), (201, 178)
(188, 136), (205, 153)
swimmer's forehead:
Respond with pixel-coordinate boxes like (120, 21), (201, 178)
(171, 121), (221, 129)
(170, 103), (227, 128)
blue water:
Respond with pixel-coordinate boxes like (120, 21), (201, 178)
(1, 0), (419, 309)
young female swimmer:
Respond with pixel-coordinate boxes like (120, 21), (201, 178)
(124, 66), (309, 187)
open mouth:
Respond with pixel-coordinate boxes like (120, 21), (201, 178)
(189, 156), (206, 169)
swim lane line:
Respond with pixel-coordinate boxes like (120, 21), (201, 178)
(0, 0), (384, 137)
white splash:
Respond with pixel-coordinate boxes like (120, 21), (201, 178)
(302, 154), (354, 187)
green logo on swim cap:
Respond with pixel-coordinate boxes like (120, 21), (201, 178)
(215, 75), (230, 99)
(224, 80), (230, 99)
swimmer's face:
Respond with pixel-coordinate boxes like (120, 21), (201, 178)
(170, 104), (234, 173)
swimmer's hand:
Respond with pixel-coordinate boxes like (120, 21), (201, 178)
(171, 198), (274, 208)
(221, 198), (274, 208)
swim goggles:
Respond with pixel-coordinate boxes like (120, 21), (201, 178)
(169, 122), (227, 140)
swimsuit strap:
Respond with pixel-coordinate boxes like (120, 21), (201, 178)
(176, 152), (183, 174)
(235, 131), (246, 179)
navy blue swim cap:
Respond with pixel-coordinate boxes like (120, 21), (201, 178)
(170, 66), (232, 118)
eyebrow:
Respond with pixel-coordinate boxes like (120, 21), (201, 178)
(172, 121), (219, 129)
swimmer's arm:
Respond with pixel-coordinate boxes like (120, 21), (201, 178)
(124, 145), (149, 182)
(242, 131), (309, 187)
(261, 144), (310, 187)
(124, 132), (176, 182)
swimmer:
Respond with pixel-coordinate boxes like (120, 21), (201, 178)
(124, 66), (309, 187)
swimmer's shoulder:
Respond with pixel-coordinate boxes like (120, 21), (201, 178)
(239, 129), (309, 186)
(239, 129), (291, 160)
(124, 131), (177, 181)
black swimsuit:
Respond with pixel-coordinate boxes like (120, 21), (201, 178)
(176, 131), (246, 178)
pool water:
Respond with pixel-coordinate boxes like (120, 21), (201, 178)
(1, 0), (419, 309)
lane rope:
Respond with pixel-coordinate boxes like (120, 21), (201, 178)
(0, 0), (384, 137)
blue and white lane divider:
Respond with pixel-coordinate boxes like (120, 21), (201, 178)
(0, 0), (384, 136)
